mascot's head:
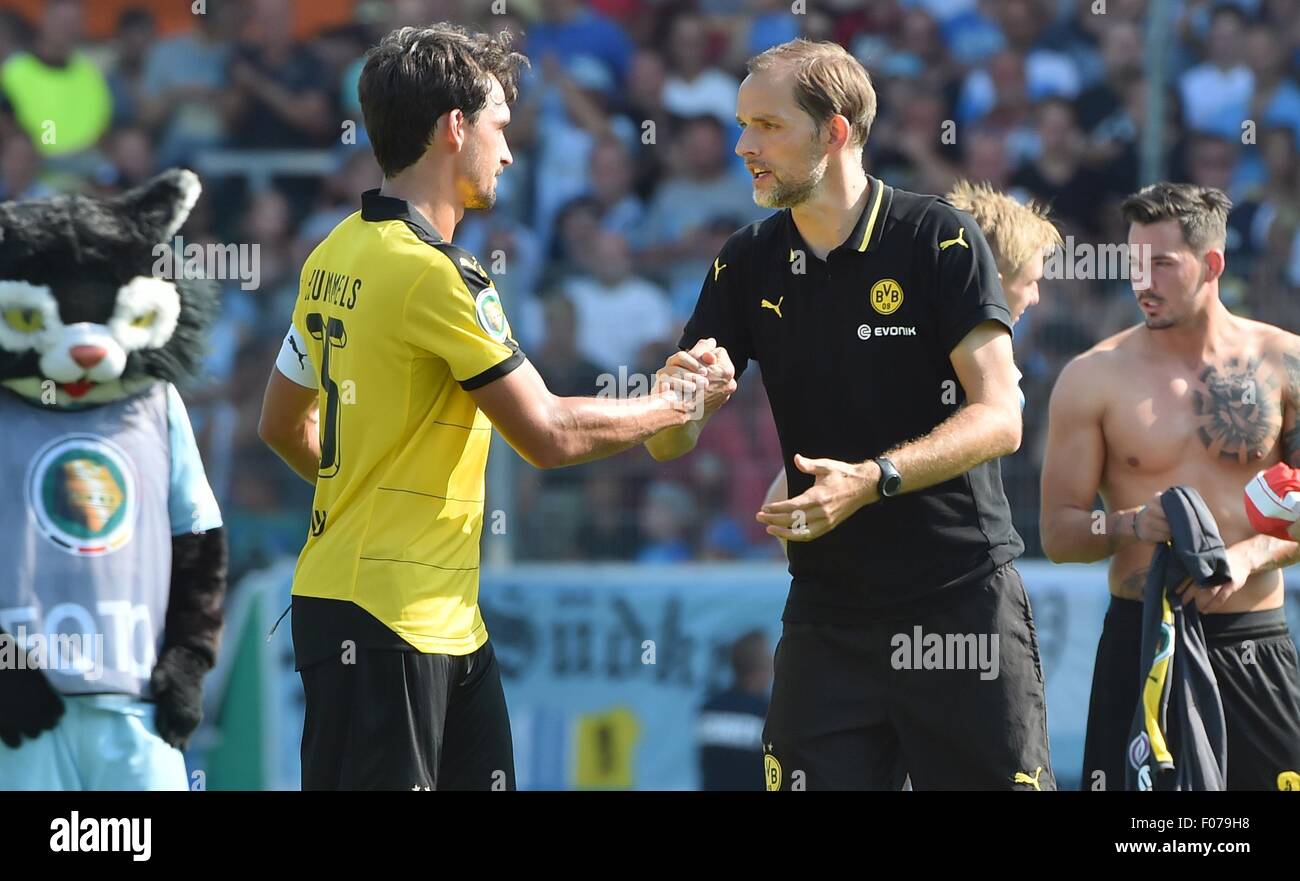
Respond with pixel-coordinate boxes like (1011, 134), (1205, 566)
(0, 169), (218, 408)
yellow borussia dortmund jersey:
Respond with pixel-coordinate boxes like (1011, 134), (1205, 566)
(288, 189), (523, 664)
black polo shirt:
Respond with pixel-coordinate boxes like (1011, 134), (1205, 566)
(680, 176), (1024, 622)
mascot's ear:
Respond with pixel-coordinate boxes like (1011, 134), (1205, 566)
(117, 169), (202, 243)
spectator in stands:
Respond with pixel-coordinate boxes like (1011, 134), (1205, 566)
(740, 0), (802, 60)
(527, 0), (635, 86)
(1011, 98), (1107, 237)
(924, 0), (1004, 68)
(100, 123), (158, 191)
(0, 0), (112, 163)
(1074, 20), (1143, 135)
(1223, 127), (1300, 330)
(995, 0), (1082, 99)
(1178, 3), (1253, 140)
(532, 53), (639, 248)
(1184, 133), (1240, 198)
(106, 8), (155, 128)
(586, 136), (646, 238)
(697, 630), (772, 791)
(871, 78), (960, 195)
(958, 49), (1037, 166)
(959, 125), (1014, 190)
(660, 11), (739, 125)
(0, 129), (52, 200)
(545, 195), (604, 288)
(139, 0), (236, 169)
(240, 186), (299, 322)
(222, 0), (332, 150)
(576, 462), (641, 561)
(0, 10), (29, 66)
(895, 5), (958, 89)
(562, 229), (674, 374)
(690, 450), (758, 561)
(636, 114), (765, 316)
(1245, 24), (1300, 142)
(517, 294), (607, 560)
(636, 481), (696, 563)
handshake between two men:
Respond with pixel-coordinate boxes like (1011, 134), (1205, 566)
(654, 337), (738, 421)
(649, 338), (881, 546)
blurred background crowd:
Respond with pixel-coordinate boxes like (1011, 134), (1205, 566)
(2, 0), (1298, 586)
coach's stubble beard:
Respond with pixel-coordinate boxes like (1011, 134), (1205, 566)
(754, 143), (828, 209)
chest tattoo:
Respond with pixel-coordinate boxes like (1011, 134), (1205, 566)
(1192, 356), (1279, 464)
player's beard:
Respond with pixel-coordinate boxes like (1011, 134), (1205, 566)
(1144, 265), (1208, 330)
(755, 154), (827, 209)
(465, 181), (496, 211)
(460, 140), (498, 210)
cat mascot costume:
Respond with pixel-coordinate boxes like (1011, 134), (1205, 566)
(0, 169), (227, 790)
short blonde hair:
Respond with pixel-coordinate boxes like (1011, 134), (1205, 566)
(946, 180), (1062, 278)
(747, 39), (877, 148)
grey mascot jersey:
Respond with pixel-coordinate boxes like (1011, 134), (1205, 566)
(0, 382), (220, 697)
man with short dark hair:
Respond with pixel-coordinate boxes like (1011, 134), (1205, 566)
(257, 23), (734, 791)
(1041, 181), (1300, 791)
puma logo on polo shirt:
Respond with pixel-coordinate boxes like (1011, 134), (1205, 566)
(940, 227), (969, 250)
(761, 297), (784, 318)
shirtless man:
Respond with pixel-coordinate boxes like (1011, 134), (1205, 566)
(1041, 182), (1300, 791)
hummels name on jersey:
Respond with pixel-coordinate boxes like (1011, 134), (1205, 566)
(303, 268), (361, 310)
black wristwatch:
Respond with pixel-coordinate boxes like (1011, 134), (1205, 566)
(874, 456), (902, 498)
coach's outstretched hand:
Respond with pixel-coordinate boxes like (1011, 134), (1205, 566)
(657, 338), (737, 418)
(757, 454), (878, 542)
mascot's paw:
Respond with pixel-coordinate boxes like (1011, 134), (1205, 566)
(149, 645), (210, 750)
(0, 660), (65, 749)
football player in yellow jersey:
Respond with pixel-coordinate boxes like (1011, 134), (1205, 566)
(257, 24), (736, 790)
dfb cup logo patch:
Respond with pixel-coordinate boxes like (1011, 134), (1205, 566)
(764, 753), (782, 791)
(870, 278), (904, 315)
(26, 434), (137, 555)
(475, 288), (508, 343)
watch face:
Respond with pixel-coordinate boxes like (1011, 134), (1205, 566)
(882, 474), (902, 496)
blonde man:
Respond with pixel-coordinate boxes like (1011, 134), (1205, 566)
(648, 39), (1055, 790)
(945, 180), (1062, 327)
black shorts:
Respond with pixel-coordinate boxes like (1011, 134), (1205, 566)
(299, 640), (515, 791)
(1082, 597), (1300, 791)
(762, 562), (1055, 791)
